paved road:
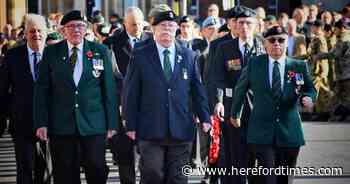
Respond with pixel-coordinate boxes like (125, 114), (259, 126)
(1, 121), (349, 183)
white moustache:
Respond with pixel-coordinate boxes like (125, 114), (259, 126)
(160, 31), (176, 36)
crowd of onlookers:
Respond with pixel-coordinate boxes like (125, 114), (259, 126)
(1, 4), (350, 125)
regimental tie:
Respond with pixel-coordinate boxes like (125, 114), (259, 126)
(272, 61), (282, 103)
(163, 49), (172, 81)
(243, 43), (250, 65)
(69, 47), (78, 74)
(33, 52), (39, 81)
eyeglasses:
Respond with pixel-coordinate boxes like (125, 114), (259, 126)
(267, 37), (286, 44)
(237, 20), (254, 26)
(158, 22), (178, 29)
(65, 24), (86, 30)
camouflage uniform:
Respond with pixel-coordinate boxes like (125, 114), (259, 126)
(325, 34), (337, 88)
(308, 35), (332, 113)
(317, 31), (350, 120)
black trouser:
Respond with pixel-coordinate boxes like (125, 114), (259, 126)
(221, 120), (240, 184)
(138, 140), (192, 184)
(13, 135), (47, 184)
(252, 144), (300, 184)
(49, 134), (107, 184)
(0, 114), (6, 137)
(110, 124), (136, 184)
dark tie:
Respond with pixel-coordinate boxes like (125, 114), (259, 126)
(272, 61), (282, 103)
(131, 38), (136, 49)
(243, 43), (250, 65)
(33, 52), (39, 80)
(69, 47), (78, 74)
(163, 49), (172, 81)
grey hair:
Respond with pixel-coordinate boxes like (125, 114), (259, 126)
(125, 7), (144, 21)
(25, 13), (47, 31)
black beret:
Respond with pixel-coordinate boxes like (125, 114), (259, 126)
(263, 25), (287, 38)
(152, 10), (177, 26)
(179, 16), (192, 24)
(60, 10), (86, 25)
(311, 19), (324, 27)
(235, 6), (256, 19)
(218, 23), (229, 33)
(225, 6), (244, 19)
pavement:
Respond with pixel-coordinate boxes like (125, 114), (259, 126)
(0, 121), (350, 183)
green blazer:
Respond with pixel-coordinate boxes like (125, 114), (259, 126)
(231, 54), (317, 147)
(34, 40), (118, 136)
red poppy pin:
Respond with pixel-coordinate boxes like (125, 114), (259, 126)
(86, 51), (93, 59)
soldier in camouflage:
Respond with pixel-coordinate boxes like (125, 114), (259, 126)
(308, 20), (333, 120)
(314, 19), (350, 121)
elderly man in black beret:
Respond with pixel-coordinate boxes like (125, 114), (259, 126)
(34, 10), (119, 184)
(231, 25), (316, 184)
(123, 10), (211, 184)
(208, 5), (265, 184)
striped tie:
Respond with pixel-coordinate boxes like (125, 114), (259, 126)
(69, 47), (78, 74)
(272, 61), (282, 103)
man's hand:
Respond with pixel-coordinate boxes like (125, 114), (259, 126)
(106, 129), (117, 139)
(126, 131), (136, 140)
(230, 117), (241, 128)
(302, 96), (314, 112)
(202, 122), (211, 133)
(214, 102), (225, 121)
(36, 127), (48, 141)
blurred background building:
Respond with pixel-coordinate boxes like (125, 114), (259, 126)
(0, 0), (349, 30)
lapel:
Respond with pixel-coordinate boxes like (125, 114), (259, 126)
(58, 41), (76, 88)
(77, 40), (91, 89)
(121, 31), (132, 57)
(262, 55), (272, 94)
(234, 38), (243, 60)
(169, 42), (184, 84)
(282, 57), (294, 96)
(21, 45), (34, 83)
(148, 41), (168, 85)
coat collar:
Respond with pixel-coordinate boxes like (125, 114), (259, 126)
(148, 40), (186, 85)
(58, 39), (92, 89)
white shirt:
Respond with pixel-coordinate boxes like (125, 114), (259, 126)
(239, 38), (254, 57)
(268, 55), (286, 90)
(27, 45), (44, 80)
(156, 42), (176, 72)
(67, 41), (84, 86)
(287, 36), (294, 57)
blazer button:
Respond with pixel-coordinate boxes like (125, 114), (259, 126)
(166, 104), (169, 107)
(168, 88), (171, 92)
(276, 118), (280, 122)
(276, 106), (279, 110)
(75, 104), (79, 108)
(75, 91), (78, 95)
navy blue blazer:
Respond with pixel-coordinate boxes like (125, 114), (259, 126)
(123, 40), (210, 141)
